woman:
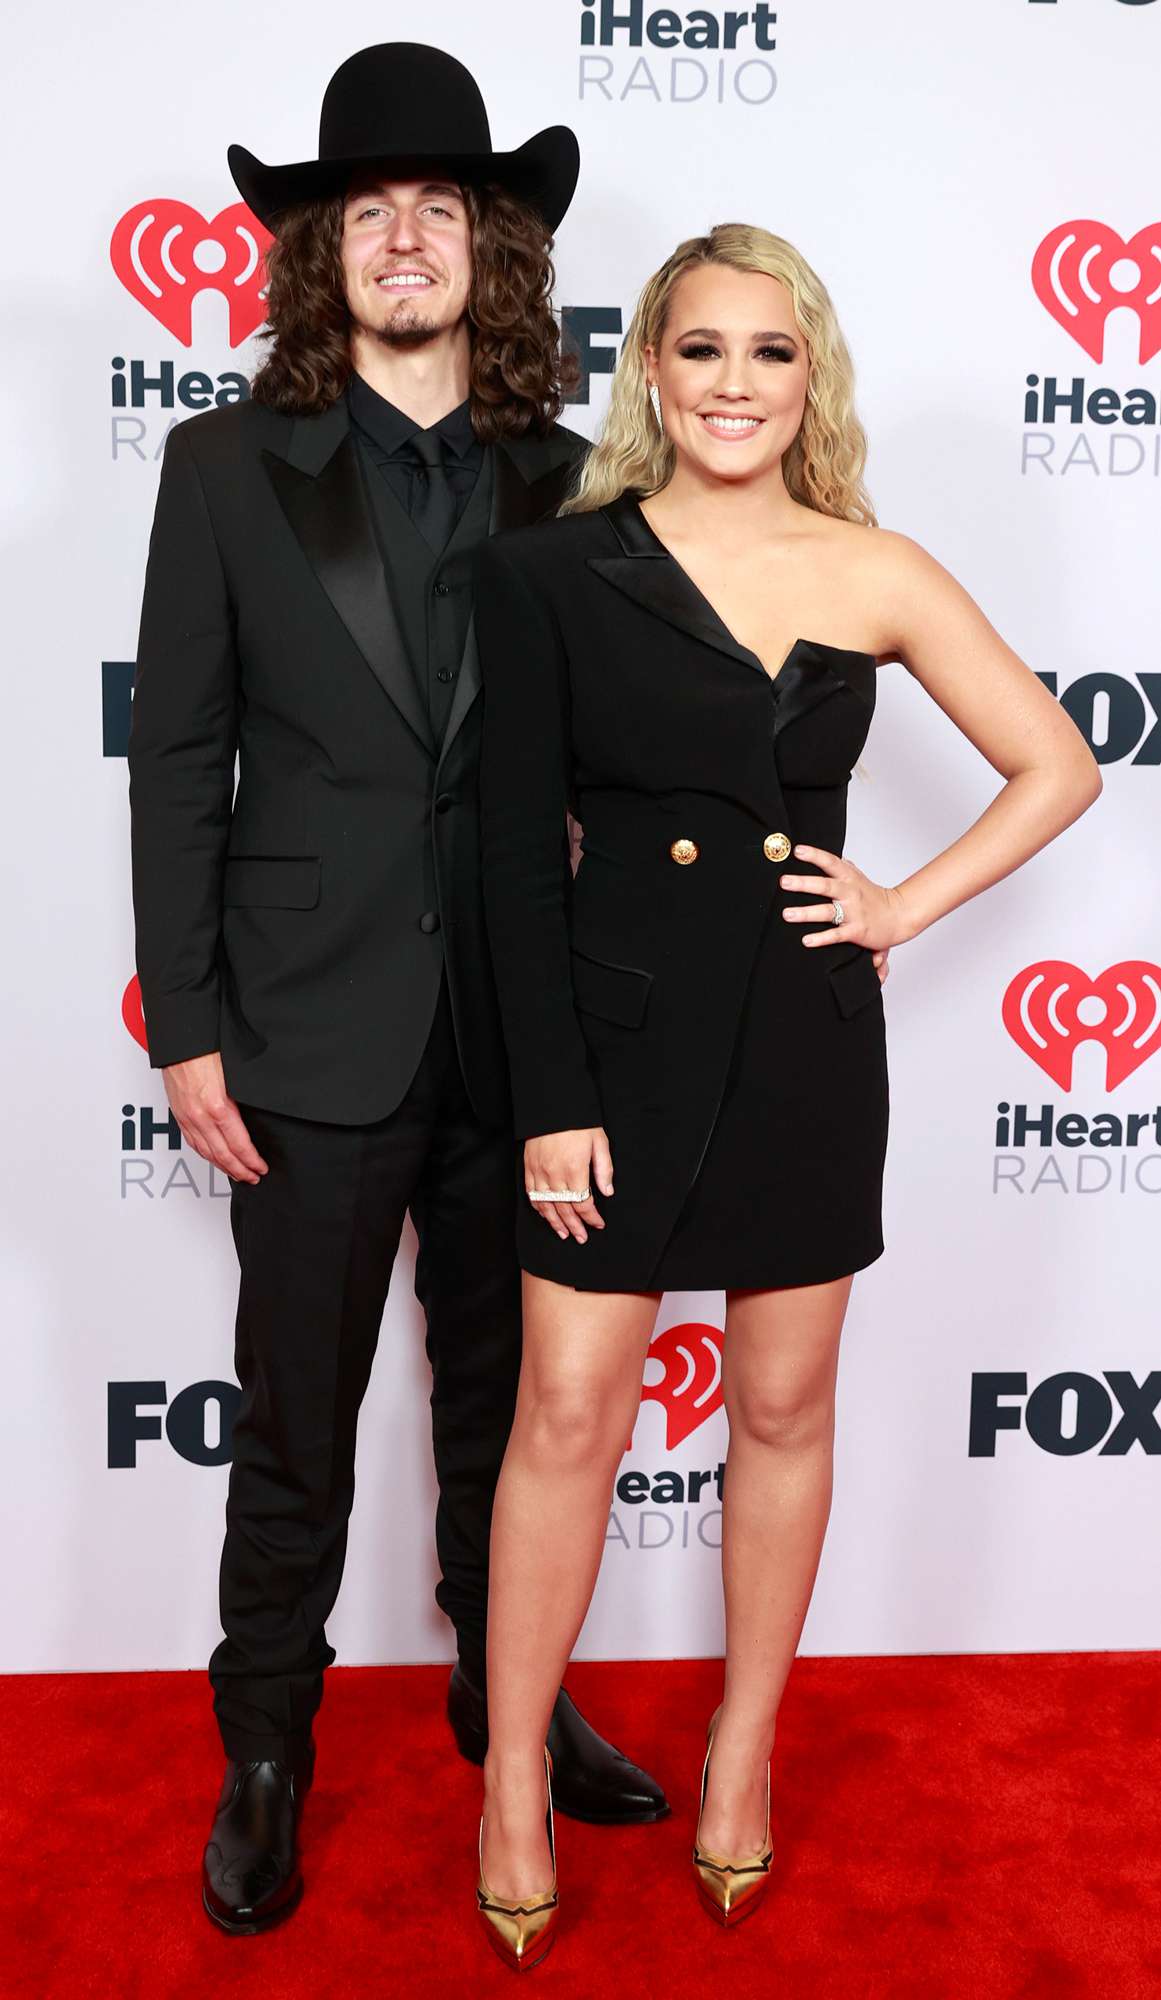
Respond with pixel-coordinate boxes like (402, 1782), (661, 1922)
(470, 223), (1100, 1968)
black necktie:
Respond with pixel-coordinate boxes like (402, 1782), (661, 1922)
(407, 429), (457, 555)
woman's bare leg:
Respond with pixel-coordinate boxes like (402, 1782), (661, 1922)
(480, 1272), (660, 1896)
(697, 1274), (852, 1855)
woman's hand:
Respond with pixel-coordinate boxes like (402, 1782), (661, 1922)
(524, 1128), (614, 1244)
(780, 844), (911, 953)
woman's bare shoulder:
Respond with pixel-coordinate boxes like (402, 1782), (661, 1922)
(806, 520), (960, 666)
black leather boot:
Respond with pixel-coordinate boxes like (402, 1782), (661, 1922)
(201, 1746), (313, 1935)
(447, 1663), (670, 1825)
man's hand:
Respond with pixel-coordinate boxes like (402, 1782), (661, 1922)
(163, 1052), (268, 1186)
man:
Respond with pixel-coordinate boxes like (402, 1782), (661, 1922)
(129, 42), (667, 1938)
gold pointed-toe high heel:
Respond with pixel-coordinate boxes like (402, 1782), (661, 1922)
(692, 1706), (774, 1929)
(477, 1748), (559, 1973)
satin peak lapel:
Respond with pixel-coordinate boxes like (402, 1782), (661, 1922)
(439, 443), (577, 766)
(588, 494), (760, 676)
(263, 432), (436, 757)
(591, 495), (877, 736)
(771, 642), (876, 741)
(489, 440), (579, 537)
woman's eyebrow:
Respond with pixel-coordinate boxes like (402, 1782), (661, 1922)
(674, 325), (797, 342)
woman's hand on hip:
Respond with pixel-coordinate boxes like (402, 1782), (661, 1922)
(780, 844), (910, 953)
(524, 1128), (613, 1244)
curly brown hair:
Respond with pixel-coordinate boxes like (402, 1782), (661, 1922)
(250, 181), (575, 439)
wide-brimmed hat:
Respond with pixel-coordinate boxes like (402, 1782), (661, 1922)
(228, 42), (579, 236)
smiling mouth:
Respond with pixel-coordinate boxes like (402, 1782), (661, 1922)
(376, 272), (437, 291)
(699, 412), (764, 438)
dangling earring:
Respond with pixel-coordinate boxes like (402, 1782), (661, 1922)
(649, 383), (662, 427)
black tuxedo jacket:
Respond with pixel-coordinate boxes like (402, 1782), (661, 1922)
(128, 395), (586, 1126)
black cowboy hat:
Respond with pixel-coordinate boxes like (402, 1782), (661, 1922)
(228, 42), (579, 236)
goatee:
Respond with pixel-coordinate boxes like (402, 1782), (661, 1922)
(372, 312), (440, 350)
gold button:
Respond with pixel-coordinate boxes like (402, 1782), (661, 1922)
(763, 831), (792, 863)
(670, 838), (699, 866)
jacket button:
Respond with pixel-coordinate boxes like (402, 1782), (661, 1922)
(763, 831), (792, 862)
(433, 580), (450, 597)
(435, 793), (455, 814)
(419, 911), (441, 934)
(436, 668), (455, 684)
(670, 838), (699, 866)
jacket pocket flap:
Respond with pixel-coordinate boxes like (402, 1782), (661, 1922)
(571, 948), (653, 1028)
(224, 856), (321, 910)
(826, 945), (881, 1020)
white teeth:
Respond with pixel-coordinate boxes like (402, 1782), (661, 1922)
(377, 274), (434, 288)
(702, 414), (761, 432)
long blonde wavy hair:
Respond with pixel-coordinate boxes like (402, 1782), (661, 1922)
(561, 222), (876, 526)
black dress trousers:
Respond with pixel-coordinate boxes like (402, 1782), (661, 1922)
(210, 978), (521, 1763)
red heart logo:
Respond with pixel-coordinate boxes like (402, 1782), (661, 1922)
(1002, 960), (1161, 1092)
(1032, 220), (1161, 364)
(110, 199), (272, 348)
(636, 1322), (724, 1450)
(122, 975), (149, 1054)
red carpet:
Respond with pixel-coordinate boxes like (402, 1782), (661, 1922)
(2, 1654), (1158, 1998)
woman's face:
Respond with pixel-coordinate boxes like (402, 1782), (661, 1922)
(644, 262), (810, 486)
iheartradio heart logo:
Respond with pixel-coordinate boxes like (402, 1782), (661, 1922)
(1032, 221), (1161, 365)
(1002, 961), (1161, 1092)
(110, 199), (273, 347)
(122, 975), (149, 1054)
(638, 1322), (723, 1449)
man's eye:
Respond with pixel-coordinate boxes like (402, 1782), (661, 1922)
(424, 204), (452, 218)
(358, 207), (384, 221)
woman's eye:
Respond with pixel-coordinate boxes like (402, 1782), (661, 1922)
(676, 342), (795, 362)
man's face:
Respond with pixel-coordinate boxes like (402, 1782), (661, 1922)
(340, 176), (472, 348)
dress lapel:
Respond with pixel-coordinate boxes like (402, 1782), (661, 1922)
(587, 492), (761, 676)
(769, 650), (848, 742)
(588, 492), (875, 741)
(263, 402), (436, 756)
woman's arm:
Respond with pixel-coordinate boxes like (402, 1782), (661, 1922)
(781, 533), (1103, 952)
(476, 535), (605, 1141)
(881, 533), (1102, 941)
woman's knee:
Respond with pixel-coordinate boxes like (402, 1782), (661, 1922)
(517, 1369), (631, 1473)
(726, 1371), (835, 1451)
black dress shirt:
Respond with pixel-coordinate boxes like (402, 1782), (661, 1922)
(347, 372), (483, 535)
(346, 371), (492, 748)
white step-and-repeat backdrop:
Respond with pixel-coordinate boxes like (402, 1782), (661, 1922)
(5, 0), (1158, 1675)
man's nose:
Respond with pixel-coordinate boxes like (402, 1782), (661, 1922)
(385, 210), (424, 253)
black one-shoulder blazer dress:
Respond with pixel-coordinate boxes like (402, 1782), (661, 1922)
(475, 491), (889, 1293)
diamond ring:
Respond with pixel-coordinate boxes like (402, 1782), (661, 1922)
(528, 1187), (592, 1204)
(832, 899), (845, 925)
